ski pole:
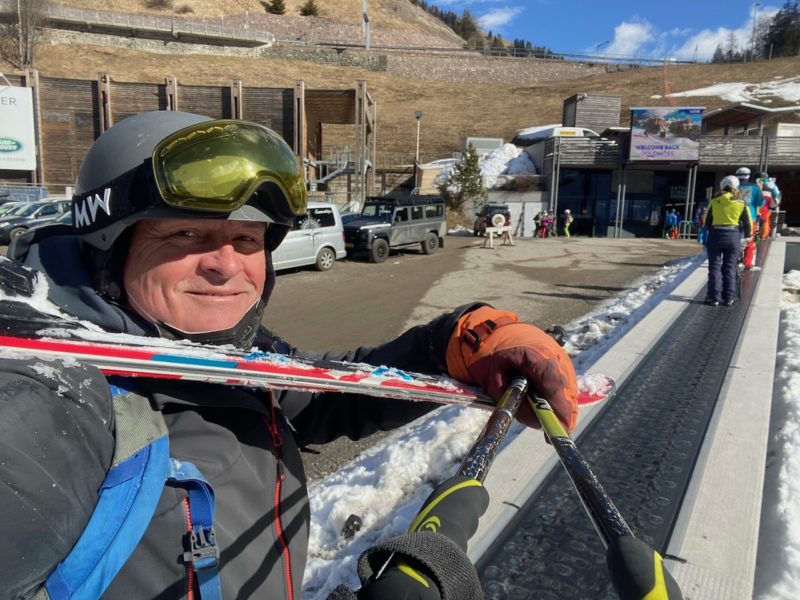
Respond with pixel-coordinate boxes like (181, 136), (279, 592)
(353, 377), (529, 599)
(529, 394), (684, 600)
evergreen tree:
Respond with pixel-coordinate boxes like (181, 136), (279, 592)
(268, 0), (286, 15)
(299, 0), (320, 17)
(711, 44), (725, 63)
(766, 1), (800, 57)
(408, 0), (562, 59)
(440, 144), (486, 214)
(455, 9), (480, 43)
(724, 31), (739, 60)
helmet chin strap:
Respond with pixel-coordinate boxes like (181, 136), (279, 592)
(153, 299), (265, 348)
(127, 293), (265, 348)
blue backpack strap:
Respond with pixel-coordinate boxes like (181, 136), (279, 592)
(168, 460), (223, 600)
(40, 383), (223, 600)
(42, 386), (170, 600)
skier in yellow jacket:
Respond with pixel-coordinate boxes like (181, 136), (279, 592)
(702, 175), (752, 307)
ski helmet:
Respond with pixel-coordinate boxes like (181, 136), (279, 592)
(735, 166), (751, 180)
(71, 111), (307, 341)
(73, 111), (306, 252)
(720, 175), (740, 192)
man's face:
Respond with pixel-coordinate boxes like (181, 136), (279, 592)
(123, 219), (267, 333)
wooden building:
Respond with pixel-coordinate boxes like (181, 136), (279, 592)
(533, 98), (800, 235)
(0, 70), (376, 208)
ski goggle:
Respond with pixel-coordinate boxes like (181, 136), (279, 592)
(151, 120), (307, 219)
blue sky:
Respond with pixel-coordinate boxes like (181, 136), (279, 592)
(426, 0), (781, 61)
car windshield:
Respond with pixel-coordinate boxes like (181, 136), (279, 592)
(15, 204), (44, 217)
(3, 203), (34, 217)
(361, 202), (394, 223)
(0, 204), (23, 216)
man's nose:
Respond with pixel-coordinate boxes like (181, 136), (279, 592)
(198, 243), (242, 278)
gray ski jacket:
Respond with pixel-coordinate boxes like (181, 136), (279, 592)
(1, 232), (478, 599)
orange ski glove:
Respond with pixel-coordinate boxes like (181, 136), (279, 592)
(446, 306), (579, 432)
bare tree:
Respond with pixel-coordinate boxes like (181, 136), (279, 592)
(2, 0), (51, 68)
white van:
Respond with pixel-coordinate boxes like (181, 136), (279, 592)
(272, 201), (347, 272)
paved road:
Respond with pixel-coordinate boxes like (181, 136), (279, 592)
(264, 234), (704, 480)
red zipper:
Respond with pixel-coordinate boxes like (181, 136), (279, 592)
(182, 497), (196, 600)
(266, 401), (294, 600)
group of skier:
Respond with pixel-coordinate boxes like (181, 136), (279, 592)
(534, 209), (573, 238)
(702, 166), (781, 307)
(0, 112), (581, 599)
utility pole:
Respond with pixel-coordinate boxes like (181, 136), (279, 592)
(414, 111), (422, 164)
(751, 1), (760, 60)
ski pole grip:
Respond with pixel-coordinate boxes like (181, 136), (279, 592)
(607, 535), (683, 600)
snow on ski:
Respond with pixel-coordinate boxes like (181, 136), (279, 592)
(0, 332), (614, 407)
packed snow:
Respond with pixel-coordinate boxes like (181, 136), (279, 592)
(659, 74), (800, 104)
(753, 269), (800, 599)
(430, 143), (537, 194)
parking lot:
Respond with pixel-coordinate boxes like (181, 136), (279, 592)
(266, 233), (704, 479)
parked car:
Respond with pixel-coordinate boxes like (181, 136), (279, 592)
(511, 125), (600, 146)
(340, 212), (360, 225)
(0, 200), (71, 243)
(473, 203), (511, 236)
(271, 201), (347, 272)
(0, 202), (28, 218)
(343, 196), (446, 263)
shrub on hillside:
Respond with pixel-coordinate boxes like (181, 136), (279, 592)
(299, 0), (320, 17)
(260, 0), (286, 14)
(143, 0), (169, 9)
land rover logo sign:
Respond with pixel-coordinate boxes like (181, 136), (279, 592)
(0, 138), (22, 152)
(0, 86), (36, 170)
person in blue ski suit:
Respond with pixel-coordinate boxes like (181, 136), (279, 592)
(0, 111), (580, 600)
(736, 166), (764, 234)
(703, 175), (752, 306)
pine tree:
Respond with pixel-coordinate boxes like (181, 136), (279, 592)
(440, 144), (486, 214)
(299, 0), (320, 17)
(766, 0), (800, 57)
(268, 0), (286, 15)
(711, 44), (725, 63)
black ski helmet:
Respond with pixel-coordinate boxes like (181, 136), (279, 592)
(72, 111), (307, 304)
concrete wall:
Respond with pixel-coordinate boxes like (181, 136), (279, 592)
(44, 30), (613, 84)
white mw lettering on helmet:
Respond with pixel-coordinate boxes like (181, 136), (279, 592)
(74, 188), (112, 227)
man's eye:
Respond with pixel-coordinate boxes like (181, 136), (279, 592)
(171, 230), (196, 238)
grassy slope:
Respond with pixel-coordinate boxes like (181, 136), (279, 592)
(14, 1), (800, 163)
(56, 0), (465, 41)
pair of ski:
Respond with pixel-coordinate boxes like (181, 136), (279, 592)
(0, 302), (614, 409)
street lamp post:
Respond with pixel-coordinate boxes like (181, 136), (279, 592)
(414, 111), (422, 164)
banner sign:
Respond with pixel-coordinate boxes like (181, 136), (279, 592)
(629, 107), (704, 162)
(0, 86), (36, 171)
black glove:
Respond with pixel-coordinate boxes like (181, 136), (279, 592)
(327, 475), (489, 600)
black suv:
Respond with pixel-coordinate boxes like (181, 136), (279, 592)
(343, 196), (447, 263)
(473, 203), (511, 236)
